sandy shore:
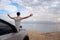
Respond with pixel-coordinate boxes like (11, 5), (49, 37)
(28, 31), (60, 40)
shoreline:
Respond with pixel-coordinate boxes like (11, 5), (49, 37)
(28, 31), (60, 40)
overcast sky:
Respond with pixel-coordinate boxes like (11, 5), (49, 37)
(0, 0), (60, 22)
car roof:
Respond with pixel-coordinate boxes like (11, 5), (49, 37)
(0, 18), (15, 25)
(0, 19), (17, 32)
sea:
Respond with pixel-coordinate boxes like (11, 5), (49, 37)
(21, 21), (60, 33)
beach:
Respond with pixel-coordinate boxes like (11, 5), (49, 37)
(28, 31), (60, 40)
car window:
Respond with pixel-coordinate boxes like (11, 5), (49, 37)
(0, 22), (13, 36)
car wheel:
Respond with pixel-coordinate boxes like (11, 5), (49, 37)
(23, 36), (29, 40)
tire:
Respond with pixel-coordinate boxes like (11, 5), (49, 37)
(23, 36), (29, 40)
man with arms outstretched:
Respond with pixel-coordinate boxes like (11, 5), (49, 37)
(7, 12), (33, 31)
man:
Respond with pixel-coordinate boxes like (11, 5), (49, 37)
(7, 12), (33, 31)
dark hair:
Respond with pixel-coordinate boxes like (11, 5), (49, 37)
(17, 12), (20, 16)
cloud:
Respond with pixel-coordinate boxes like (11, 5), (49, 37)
(0, 0), (60, 22)
(0, 0), (11, 5)
(0, 0), (17, 13)
(0, 0), (18, 22)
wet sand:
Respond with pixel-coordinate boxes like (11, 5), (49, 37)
(28, 31), (60, 40)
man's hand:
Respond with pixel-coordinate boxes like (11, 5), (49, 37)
(7, 14), (9, 16)
(30, 13), (33, 16)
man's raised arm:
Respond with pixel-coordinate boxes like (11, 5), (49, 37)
(22, 13), (33, 19)
(7, 14), (14, 19)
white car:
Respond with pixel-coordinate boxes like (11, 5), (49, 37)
(0, 19), (29, 40)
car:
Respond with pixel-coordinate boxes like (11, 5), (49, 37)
(0, 19), (29, 40)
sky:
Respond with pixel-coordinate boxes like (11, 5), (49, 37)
(0, 0), (60, 22)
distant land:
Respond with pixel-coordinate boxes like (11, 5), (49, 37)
(3, 19), (60, 24)
(1, 18), (60, 24)
(21, 21), (60, 24)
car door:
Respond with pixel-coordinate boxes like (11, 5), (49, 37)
(0, 19), (21, 40)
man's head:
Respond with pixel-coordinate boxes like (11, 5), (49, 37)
(17, 12), (20, 16)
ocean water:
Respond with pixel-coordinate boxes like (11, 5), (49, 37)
(21, 23), (60, 33)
